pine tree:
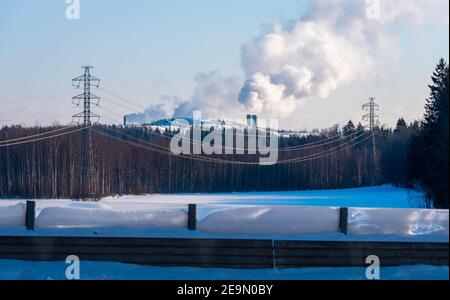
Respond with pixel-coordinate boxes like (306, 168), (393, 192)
(343, 120), (356, 136)
(394, 118), (407, 135)
(419, 58), (449, 208)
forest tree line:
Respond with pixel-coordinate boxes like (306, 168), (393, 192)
(0, 59), (448, 208)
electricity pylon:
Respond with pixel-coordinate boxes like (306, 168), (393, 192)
(72, 66), (100, 126)
(72, 66), (100, 200)
(362, 97), (379, 132)
(363, 97), (379, 185)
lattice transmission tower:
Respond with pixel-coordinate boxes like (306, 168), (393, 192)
(72, 66), (100, 199)
(362, 97), (379, 185)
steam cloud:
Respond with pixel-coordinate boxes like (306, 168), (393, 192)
(127, 0), (448, 122)
(125, 95), (183, 124)
(238, 0), (448, 117)
(173, 72), (244, 119)
(238, 20), (372, 117)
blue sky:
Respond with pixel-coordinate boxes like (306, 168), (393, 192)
(0, 0), (448, 129)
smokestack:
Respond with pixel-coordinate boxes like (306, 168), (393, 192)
(246, 114), (257, 127)
(246, 114), (252, 127)
(252, 115), (257, 128)
(123, 116), (127, 127)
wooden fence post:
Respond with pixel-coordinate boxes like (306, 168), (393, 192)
(339, 207), (348, 235)
(188, 204), (197, 231)
(26, 201), (36, 231)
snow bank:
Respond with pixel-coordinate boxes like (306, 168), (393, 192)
(0, 202), (25, 228)
(198, 206), (340, 234)
(348, 208), (449, 237)
(35, 202), (187, 229)
(0, 260), (448, 280)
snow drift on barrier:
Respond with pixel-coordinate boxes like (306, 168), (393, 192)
(0, 200), (448, 239)
(0, 202), (25, 228)
(197, 206), (340, 235)
(348, 208), (449, 236)
(34, 201), (187, 229)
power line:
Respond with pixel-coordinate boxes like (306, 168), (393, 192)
(0, 89), (73, 103)
(73, 73), (375, 157)
(100, 128), (372, 165)
(101, 97), (143, 114)
(95, 68), (157, 97)
(139, 125), (368, 152)
(93, 126), (372, 165)
(97, 105), (128, 119)
(97, 89), (365, 146)
(0, 126), (93, 148)
(96, 70), (365, 135)
(99, 114), (123, 124)
(0, 126), (71, 144)
(0, 110), (77, 125)
(99, 87), (147, 110)
(0, 118), (17, 124)
(94, 88), (370, 151)
(278, 133), (373, 164)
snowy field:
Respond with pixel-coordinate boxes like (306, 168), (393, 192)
(0, 184), (422, 209)
(0, 260), (448, 280)
(98, 185), (421, 208)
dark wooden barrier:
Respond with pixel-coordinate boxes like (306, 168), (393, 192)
(274, 240), (449, 268)
(0, 236), (273, 269)
(0, 236), (447, 269)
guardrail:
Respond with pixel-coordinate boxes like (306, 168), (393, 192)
(0, 236), (447, 268)
(273, 240), (449, 268)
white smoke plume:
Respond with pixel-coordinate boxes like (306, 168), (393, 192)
(238, 0), (449, 117)
(131, 0), (448, 123)
(173, 71), (244, 120)
(125, 95), (183, 124)
(239, 20), (372, 116)
(126, 73), (244, 123)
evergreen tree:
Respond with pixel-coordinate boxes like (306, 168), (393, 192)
(394, 118), (407, 135)
(343, 121), (356, 136)
(413, 59), (449, 208)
